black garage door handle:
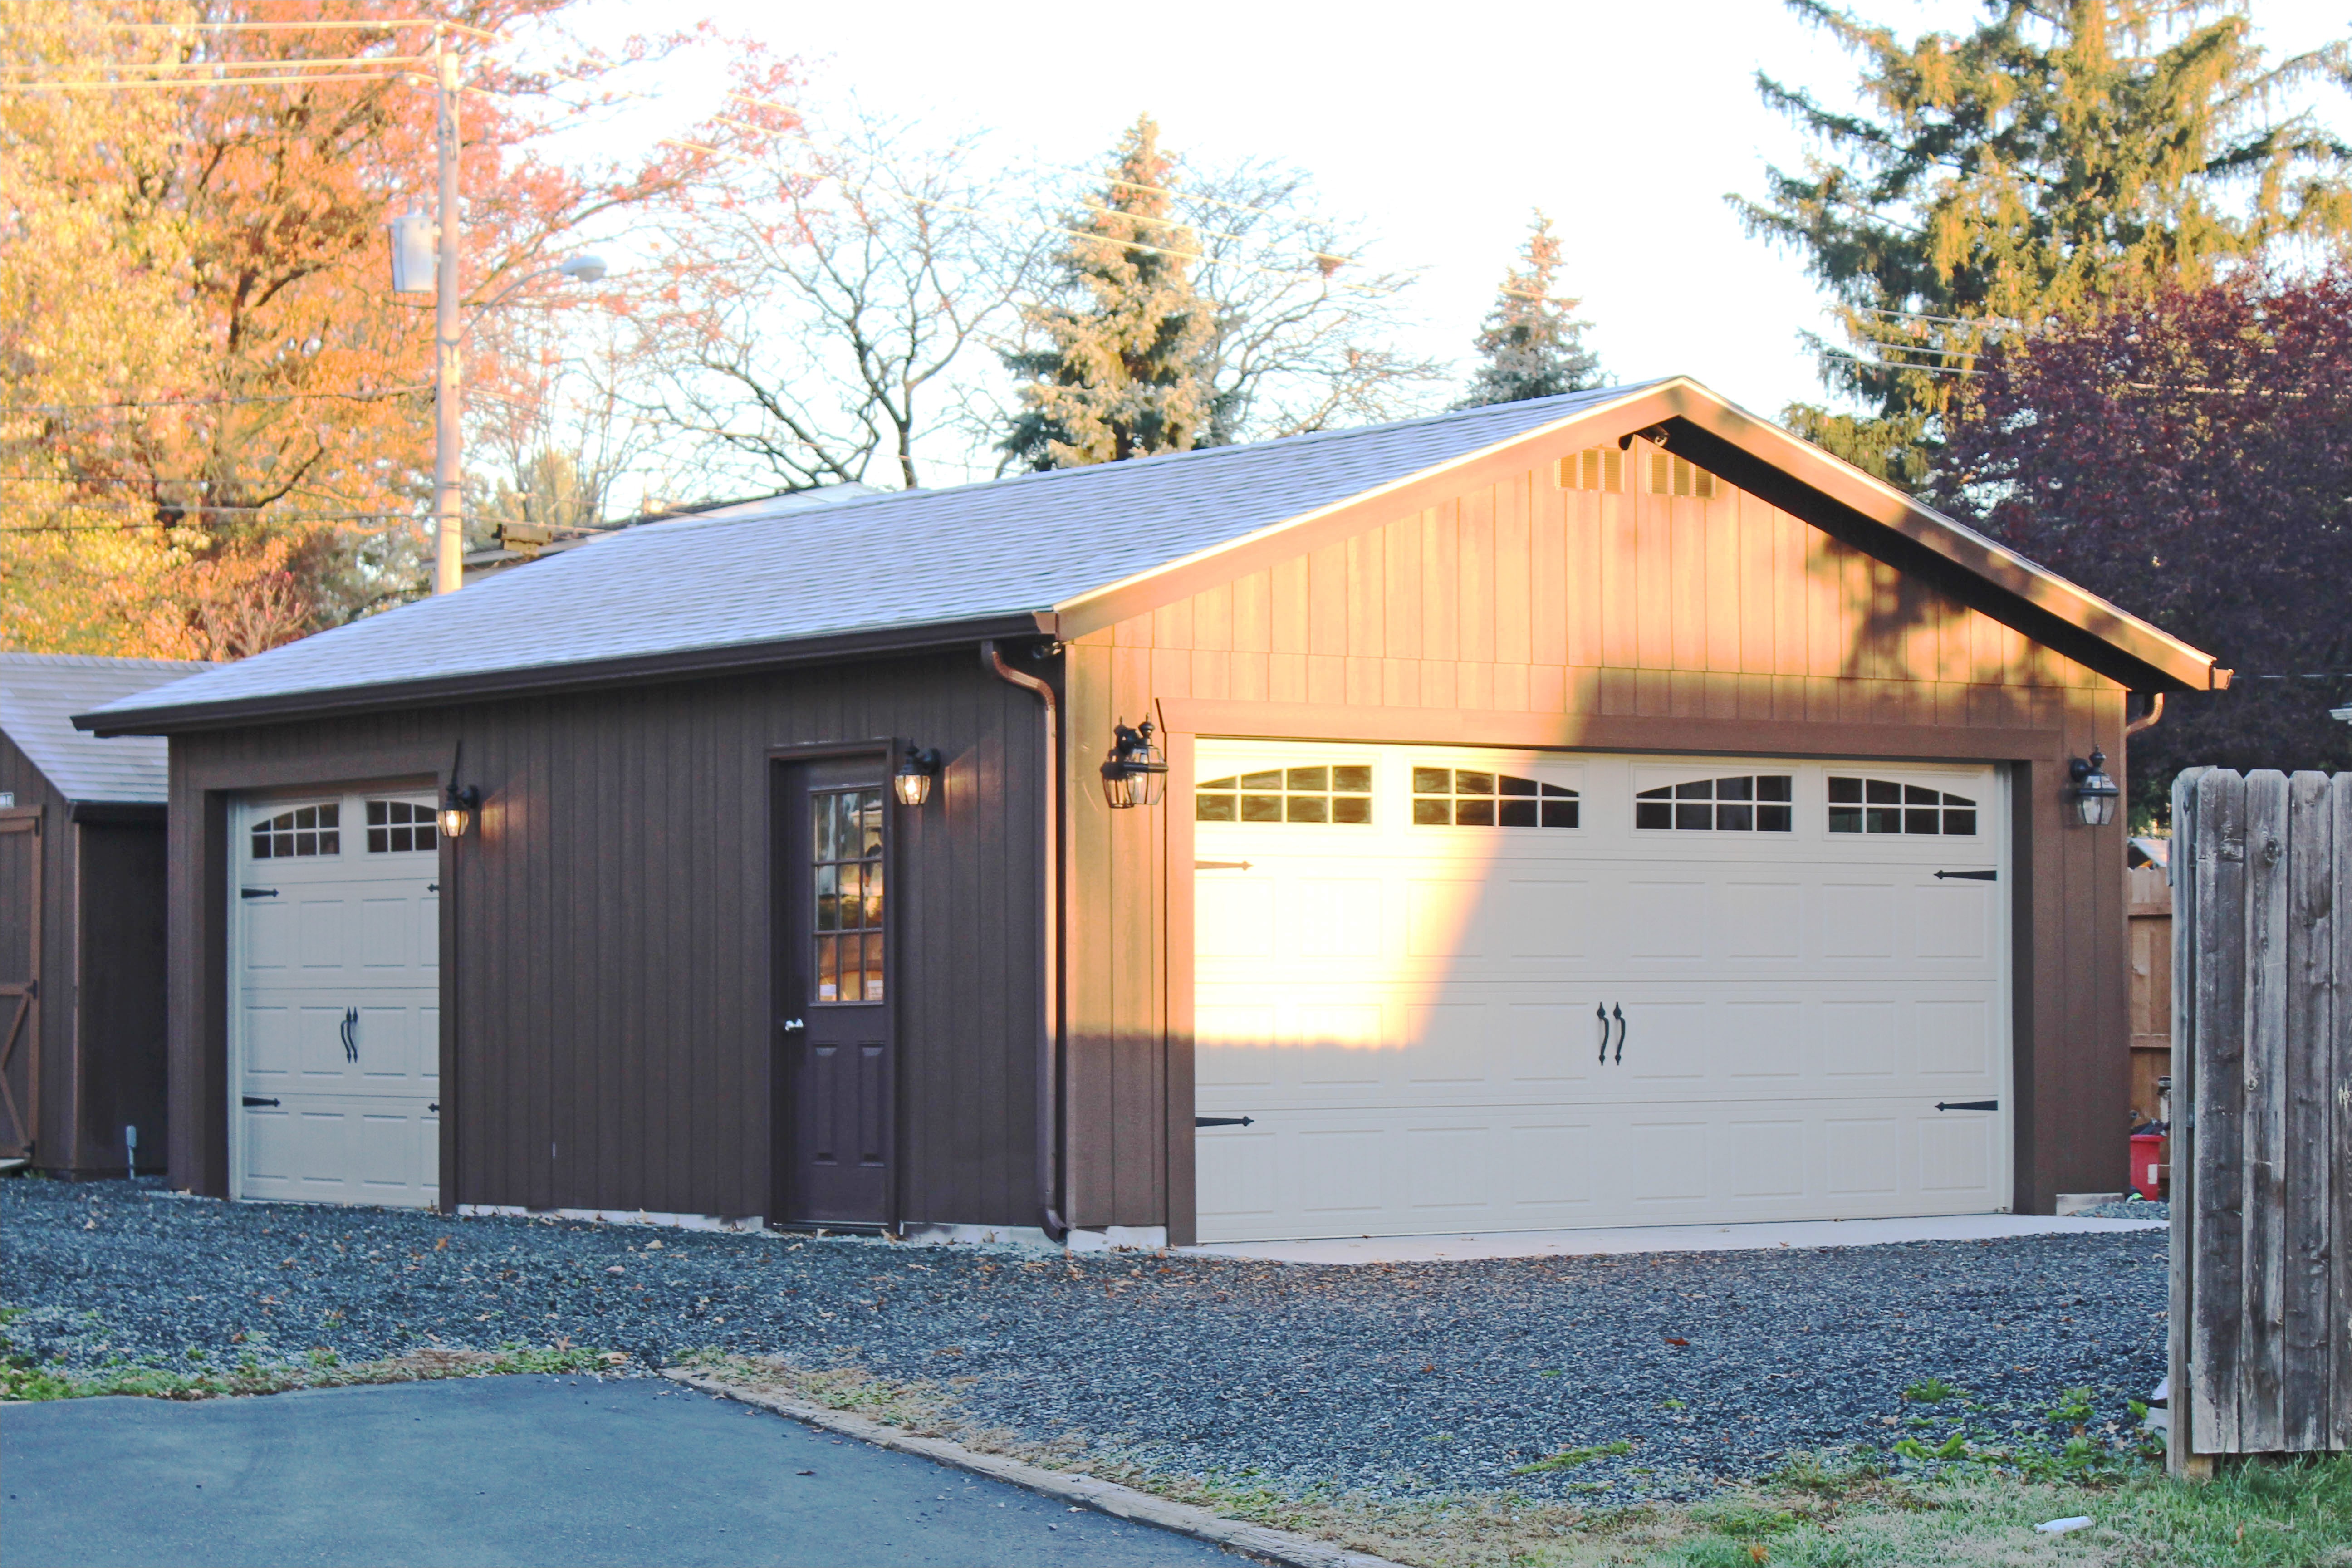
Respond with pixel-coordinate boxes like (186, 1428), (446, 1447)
(1936, 1099), (1999, 1112)
(241, 1095), (279, 1107)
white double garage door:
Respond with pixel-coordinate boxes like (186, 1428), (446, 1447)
(230, 790), (441, 1207)
(1194, 746), (2011, 1243)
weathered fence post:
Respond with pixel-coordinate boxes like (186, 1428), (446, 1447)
(2169, 768), (2348, 1477)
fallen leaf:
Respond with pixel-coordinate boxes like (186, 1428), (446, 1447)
(1747, 1545), (1770, 1564)
(434, 1238), (448, 1251)
(607, 1265), (625, 1274)
(1665, 1337), (1690, 1347)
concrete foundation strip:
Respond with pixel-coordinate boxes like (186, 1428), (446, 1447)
(662, 1369), (1397, 1567)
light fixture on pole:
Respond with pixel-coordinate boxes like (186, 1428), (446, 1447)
(893, 745), (942, 808)
(391, 32), (609, 598)
(1101, 720), (1166, 810)
(2068, 748), (2119, 828)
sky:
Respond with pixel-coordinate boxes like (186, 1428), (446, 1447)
(554, 0), (2345, 486)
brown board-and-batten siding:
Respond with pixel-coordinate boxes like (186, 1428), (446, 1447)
(1062, 436), (2130, 1243)
(164, 650), (1046, 1225)
(2, 732), (171, 1176)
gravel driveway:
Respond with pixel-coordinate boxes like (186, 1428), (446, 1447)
(2, 1178), (2166, 1504)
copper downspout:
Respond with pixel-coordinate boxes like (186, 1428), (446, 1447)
(2124, 691), (2166, 739)
(983, 640), (1068, 1241)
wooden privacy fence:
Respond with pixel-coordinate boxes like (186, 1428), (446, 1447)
(2167, 768), (2349, 1472)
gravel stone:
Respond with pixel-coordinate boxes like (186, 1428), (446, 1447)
(2, 1177), (2168, 1503)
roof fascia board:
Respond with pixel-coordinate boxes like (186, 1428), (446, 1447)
(68, 800), (168, 824)
(1053, 383), (1689, 639)
(79, 611), (1056, 736)
(1650, 386), (2217, 691)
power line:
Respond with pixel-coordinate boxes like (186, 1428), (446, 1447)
(5, 385), (430, 413)
(9, 71), (422, 91)
(105, 19), (502, 42)
(2, 53), (431, 74)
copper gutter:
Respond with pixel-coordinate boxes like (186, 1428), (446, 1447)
(2124, 691), (2166, 740)
(982, 639), (1068, 1241)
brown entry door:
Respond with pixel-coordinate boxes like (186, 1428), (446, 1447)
(774, 758), (893, 1228)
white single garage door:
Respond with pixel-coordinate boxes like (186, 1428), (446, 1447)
(232, 791), (441, 1207)
(1193, 746), (2010, 1243)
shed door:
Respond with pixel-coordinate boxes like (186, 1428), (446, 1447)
(2, 807), (40, 1161)
(1193, 747), (2010, 1243)
(231, 792), (440, 1207)
(773, 759), (894, 1229)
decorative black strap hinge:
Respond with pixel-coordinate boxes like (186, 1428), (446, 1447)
(1933, 869), (1998, 881)
(1935, 1099), (1999, 1112)
(1195, 1116), (1255, 1127)
(241, 1095), (279, 1108)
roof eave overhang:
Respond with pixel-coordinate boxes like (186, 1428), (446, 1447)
(1051, 377), (2219, 694)
(1645, 385), (2218, 693)
(76, 611), (1058, 736)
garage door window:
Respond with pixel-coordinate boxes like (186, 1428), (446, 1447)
(1635, 775), (1793, 832)
(1412, 767), (1578, 827)
(364, 799), (438, 854)
(1196, 766), (1373, 824)
(1828, 778), (1978, 836)
(250, 804), (339, 858)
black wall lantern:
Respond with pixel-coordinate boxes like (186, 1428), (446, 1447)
(1101, 719), (1166, 810)
(894, 744), (942, 807)
(439, 782), (480, 839)
(2068, 748), (2119, 828)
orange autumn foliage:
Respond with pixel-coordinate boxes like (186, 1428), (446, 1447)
(1, 0), (791, 657)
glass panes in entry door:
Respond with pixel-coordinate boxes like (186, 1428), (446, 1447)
(813, 787), (884, 1003)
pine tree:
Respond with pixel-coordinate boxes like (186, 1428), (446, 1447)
(1456, 211), (1601, 407)
(1735, 0), (2350, 486)
(1000, 116), (1216, 470)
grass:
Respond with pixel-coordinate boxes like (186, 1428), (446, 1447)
(675, 1354), (2349, 1568)
(2, 1308), (627, 1403)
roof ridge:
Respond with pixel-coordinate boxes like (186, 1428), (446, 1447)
(589, 382), (1663, 551)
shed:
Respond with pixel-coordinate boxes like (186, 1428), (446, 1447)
(4, 653), (212, 1173)
(81, 378), (2225, 1242)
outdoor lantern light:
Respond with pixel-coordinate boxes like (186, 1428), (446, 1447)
(1101, 719), (1166, 810)
(2068, 748), (2119, 828)
(439, 783), (480, 840)
(894, 745), (942, 808)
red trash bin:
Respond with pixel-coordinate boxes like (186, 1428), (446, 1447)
(2130, 1132), (2164, 1201)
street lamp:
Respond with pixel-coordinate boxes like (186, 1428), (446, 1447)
(387, 35), (609, 596)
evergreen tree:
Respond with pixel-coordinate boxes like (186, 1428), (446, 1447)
(1735, 1), (2350, 486)
(1000, 115), (1217, 470)
(1457, 211), (1601, 407)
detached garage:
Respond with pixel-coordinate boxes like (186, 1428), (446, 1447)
(79, 377), (2223, 1243)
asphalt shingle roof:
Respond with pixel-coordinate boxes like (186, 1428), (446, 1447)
(81, 383), (1655, 728)
(2, 654), (213, 802)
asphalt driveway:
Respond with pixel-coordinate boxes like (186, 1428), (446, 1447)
(0, 1374), (1235, 1567)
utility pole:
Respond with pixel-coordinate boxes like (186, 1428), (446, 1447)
(432, 32), (464, 596)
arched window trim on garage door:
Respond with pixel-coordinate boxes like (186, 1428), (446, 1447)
(1634, 775), (1794, 832)
(1411, 767), (1578, 827)
(1827, 777), (1979, 837)
(1196, 765), (1374, 824)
